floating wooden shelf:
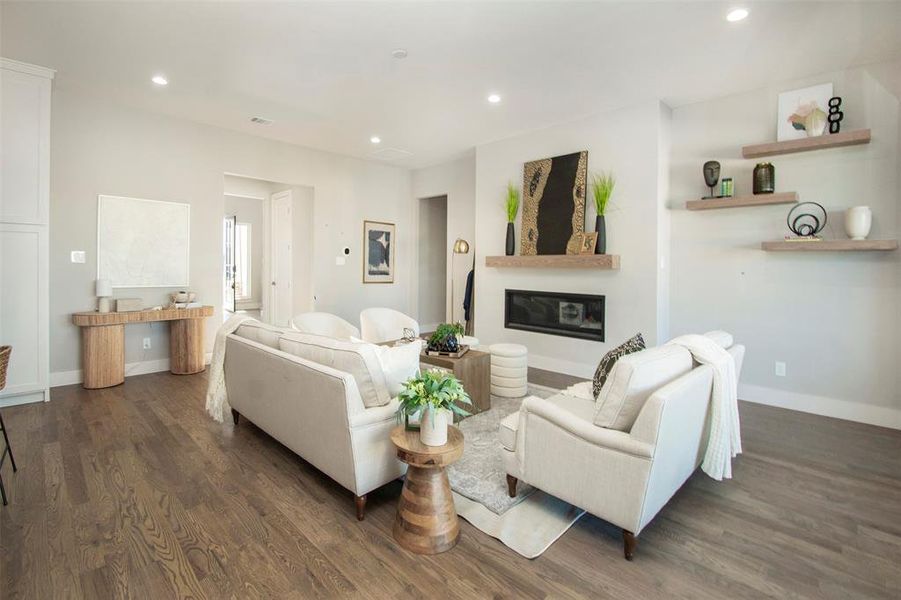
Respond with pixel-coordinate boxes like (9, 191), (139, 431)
(761, 239), (898, 252)
(742, 129), (871, 159)
(485, 254), (620, 269)
(686, 192), (798, 211)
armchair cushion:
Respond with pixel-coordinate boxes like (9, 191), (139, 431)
(593, 345), (693, 431)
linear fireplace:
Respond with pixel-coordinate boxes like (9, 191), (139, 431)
(504, 289), (605, 342)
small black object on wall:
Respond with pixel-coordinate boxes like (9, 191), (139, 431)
(828, 96), (843, 134)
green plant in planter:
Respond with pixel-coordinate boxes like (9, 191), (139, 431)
(427, 322), (464, 353)
(591, 172), (616, 216)
(396, 369), (472, 428)
(505, 182), (520, 223)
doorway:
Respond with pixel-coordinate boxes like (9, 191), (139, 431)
(418, 196), (448, 331)
(223, 174), (313, 325)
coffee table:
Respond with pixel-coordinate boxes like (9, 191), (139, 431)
(391, 425), (464, 554)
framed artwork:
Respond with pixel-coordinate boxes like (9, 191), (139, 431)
(579, 232), (598, 254)
(777, 83), (833, 141)
(363, 220), (395, 283)
(520, 151), (588, 256)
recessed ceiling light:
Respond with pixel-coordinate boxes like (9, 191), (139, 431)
(370, 136), (381, 144)
(726, 8), (748, 22)
(151, 75), (168, 86)
(487, 94), (501, 104)
(391, 48), (408, 59)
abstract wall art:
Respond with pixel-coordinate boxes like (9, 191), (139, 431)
(363, 220), (395, 283)
(520, 151), (588, 255)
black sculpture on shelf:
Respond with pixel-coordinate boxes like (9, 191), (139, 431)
(703, 160), (721, 198)
(787, 202), (828, 237)
(828, 96), (843, 134)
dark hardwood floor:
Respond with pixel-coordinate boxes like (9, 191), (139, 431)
(1, 371), (899, 599)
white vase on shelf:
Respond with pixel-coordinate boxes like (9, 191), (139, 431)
(844, 206), (872, 240)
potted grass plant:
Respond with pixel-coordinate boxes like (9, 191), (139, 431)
(505, 182), (520, 256)
(426, 322), (465, 355)
(397, 370), (472, 446)
(591, 172), (615, 254)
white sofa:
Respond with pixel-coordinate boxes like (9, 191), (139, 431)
(224, 320), (406, 520)
(501, 333), (745, 560)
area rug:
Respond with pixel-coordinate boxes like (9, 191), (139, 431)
(448, 384), (587, 558)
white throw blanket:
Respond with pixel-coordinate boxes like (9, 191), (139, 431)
(205, 314), (255, 423)
(667, 334), (741, 480)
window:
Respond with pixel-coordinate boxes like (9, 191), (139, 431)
(235, 223), (251, 300)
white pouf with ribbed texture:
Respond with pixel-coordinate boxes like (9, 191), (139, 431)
(489, 343), (528, 397)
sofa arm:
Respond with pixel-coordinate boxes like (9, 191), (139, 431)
(519, 396), (654, 458)
(349, 398), (400, 429)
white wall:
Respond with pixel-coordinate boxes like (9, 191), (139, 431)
(474, 101), (670, 377)
(49, 85), (411, 384)
(411, 154), (477, 325)
(669, 60), (901, 428)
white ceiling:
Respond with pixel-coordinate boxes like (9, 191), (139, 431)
(2, 1), (900, 169)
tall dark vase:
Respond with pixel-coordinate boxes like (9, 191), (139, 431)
(595, 215), (607, 254)
(505, 222), (515, 256)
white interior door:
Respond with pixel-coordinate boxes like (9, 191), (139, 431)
(270, 190), (293, 326)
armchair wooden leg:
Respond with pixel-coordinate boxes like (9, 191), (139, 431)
(231, 409), (240, 425)
(354, 494), (367, 521)
(622, 530), (637, 561)
(506, 474), (518, 498)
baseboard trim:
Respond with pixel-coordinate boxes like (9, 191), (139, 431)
(739, 383), (901, 430)
(52, 353), (214, 388)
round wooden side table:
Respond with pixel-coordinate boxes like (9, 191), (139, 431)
(390, 425), (464, 554)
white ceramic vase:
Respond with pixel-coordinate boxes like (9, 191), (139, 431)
(420, 407), (449, 446)
(844, 206), (872, 240)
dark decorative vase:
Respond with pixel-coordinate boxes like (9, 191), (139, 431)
(505, 222), (515, 256)
(595, 215), (607, 254)
(753, 162), (775, 194)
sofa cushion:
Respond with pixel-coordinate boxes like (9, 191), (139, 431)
(234, 320), (288, 349)
(594, 345), (693, 431)
(370, 341), (423, 397)
(703, 330), (734, 349)
(279, 332), (391, 408)
(592, 333), (646, 398)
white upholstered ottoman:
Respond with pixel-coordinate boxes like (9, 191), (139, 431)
(489, 343), (528, 398)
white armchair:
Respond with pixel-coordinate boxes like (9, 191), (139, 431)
(501, 337), (745, 560)
(359, 308), (420, 344)
(290, 312), (360, 340)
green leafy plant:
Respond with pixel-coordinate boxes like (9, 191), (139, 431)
(505, 182), (520, 223)
(427, 322), (464, 352)
(591, 172), (616, 216)
(396, 369), (472, 426)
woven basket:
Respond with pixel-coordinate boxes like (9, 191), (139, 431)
(0, 346), (10, 392)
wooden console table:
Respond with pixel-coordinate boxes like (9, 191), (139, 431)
(72, 306), (214, 389)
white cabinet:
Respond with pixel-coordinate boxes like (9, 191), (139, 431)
(0, 58), (54, 405)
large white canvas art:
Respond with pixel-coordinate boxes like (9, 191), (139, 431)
(777, 83), (833, 141)
(97, 195), (190, 287)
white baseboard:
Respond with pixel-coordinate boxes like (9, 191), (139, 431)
(51, 353), (213, 388)
(739, 383), (901, 430)
(0, 390), (48, 407)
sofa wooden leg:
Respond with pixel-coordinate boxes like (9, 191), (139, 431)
(623, 530), (637, 561)
(354, 494), (367, 521)
(506, 474), (518, 498)
(231, 409), (240, 425)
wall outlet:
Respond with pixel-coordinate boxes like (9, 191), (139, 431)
(774, 361), (786, 377)
(70, 250), (86, 263)
(143, 337), (152, 350)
